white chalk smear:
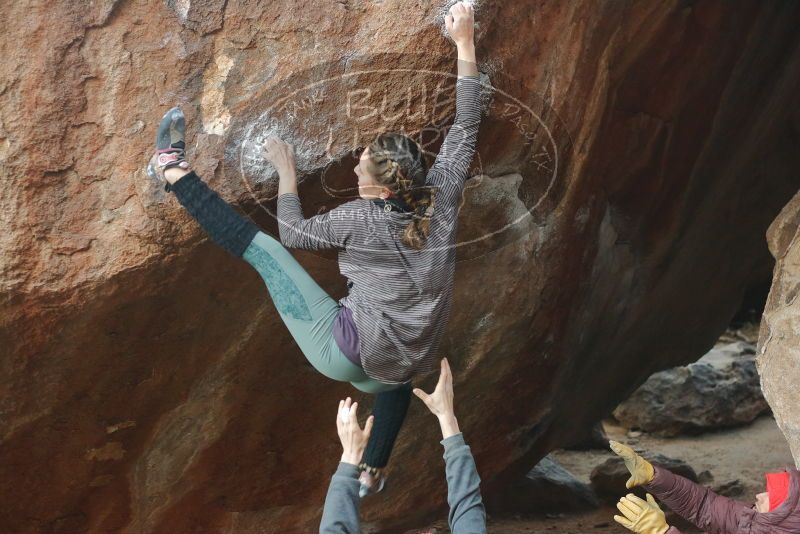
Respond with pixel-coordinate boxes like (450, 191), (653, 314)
(339, 405), (356, 423)
(201, 53), (235, 135)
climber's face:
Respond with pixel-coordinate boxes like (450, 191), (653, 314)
(354, 146), (389, 200)
(755, 492), (770, 513)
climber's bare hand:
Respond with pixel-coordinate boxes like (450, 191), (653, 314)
(262, 136), (296, 175)
(445, 2), (474, 47)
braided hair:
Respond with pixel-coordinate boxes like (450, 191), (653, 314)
(366, 133), (436, 250)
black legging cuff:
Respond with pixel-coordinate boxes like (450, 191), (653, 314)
(166, 171), (260, 258)
(361, 382), (413, 469)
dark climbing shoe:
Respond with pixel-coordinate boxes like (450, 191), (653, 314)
(147, 106), (190, 181)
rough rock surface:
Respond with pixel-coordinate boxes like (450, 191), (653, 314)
(2, 1), (800, 532)
(613, 342), (770, 436)
(759, 190), (800, 468)
(590, 453), (698, 503)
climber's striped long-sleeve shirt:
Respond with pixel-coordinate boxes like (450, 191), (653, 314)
(278, 75), (483, 384)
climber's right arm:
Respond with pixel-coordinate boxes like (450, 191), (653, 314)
(427, 3), (481, 205)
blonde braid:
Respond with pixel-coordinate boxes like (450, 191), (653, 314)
(389, 159), (414, 192)
(388, 159), (399, 179)
(381, 158), (402, 194)
(367, 133), (435, 249)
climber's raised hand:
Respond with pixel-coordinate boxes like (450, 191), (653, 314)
(445, 1), (474, 47)
(262, 136), (296, 176)
(264, 136), (299, 195)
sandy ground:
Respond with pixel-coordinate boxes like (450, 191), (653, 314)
(411, 414), (795, 533)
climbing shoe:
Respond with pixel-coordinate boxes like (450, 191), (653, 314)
(147, 106), (190, 183)
(358, 470), (386, 498)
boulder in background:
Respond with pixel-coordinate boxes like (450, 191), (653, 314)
(590, 453), (698, 503)
(613, 342), (769, 437)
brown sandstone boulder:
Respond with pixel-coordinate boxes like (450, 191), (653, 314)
(2, 1), (800, 531)
(758, 190), (800, 469)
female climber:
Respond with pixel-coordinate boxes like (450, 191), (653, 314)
(147, 1), (481, 496)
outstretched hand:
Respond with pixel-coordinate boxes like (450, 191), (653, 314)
(336, 397), (374, 466)
(445, 1), (475, 47)
(614, 493), (670, 534)
(413, 358), (461, 439)
(609, 441), (656, 489)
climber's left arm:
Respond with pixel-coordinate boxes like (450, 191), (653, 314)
(645, 467), (748, 533)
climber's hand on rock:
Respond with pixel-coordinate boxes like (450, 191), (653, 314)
(262, 136), (296, 176)
(610, 440), (656, 488)
(413, 358), (460, 438)
(336, 397), (374, 466)
(445, 1), (474, 47)
(613, 493), (670, 534)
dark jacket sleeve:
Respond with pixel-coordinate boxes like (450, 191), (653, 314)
(427, 75), (482, 203)
(442, 433), (487, 534)
(319, 462), (361, 534)
(277, 193), (356, 250)
(645, 466), (748, 534)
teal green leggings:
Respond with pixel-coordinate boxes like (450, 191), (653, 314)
(242, 231), (399, 394)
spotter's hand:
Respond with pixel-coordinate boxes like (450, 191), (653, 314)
(610, 440), (656, 489)
(413, 358), (455, 420)
(614, 493), (670, 534)
(336, 397), (374, 466)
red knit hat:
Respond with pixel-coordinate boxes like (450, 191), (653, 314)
(766, 472), (790, 512)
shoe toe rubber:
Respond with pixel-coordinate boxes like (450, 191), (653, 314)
(156, 106), (185, 150)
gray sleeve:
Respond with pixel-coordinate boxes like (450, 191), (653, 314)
(427, 75), (482, 205)
(277, 193), (356, 250)
(442, 433), (487, 534)
(319, 462), (361, 534)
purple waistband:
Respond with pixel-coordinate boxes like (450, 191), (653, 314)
(333, 305), (361, 367)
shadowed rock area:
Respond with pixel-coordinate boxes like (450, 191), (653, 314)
(2, 1), (800, 532)
(485, 454), (599, 513)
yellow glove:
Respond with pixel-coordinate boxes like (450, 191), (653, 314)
(610, 440), (655, 488)
(614, 493), (670, 534)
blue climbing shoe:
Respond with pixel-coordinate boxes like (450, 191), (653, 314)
(147, 106), (190, 181)
(358, 470), (386, 498)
